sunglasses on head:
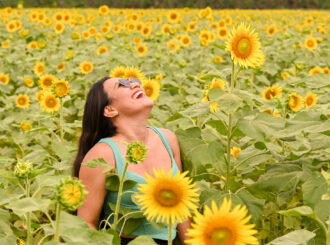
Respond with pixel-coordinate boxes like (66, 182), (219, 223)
(118, 77), (142, 87)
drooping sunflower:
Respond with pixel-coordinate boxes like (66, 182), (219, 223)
(231, 146), (241, 159)
(304, 92), (318, 108)
(54, 79), (69, 97)
(288, 92), (303, 112)
(260, 109), (273, 115)
(304, 36), (317, 50)
(97, 45), (108, 55)
(79, 61), (93, 74)
(38, 74), (56, 90)
(124, 66), (146, 80)
(142, 78), (161, 101)
(16, 94), (30, 109)
(34, 61), (45, 77)
(136, 43), (148, 56)
(186, 198), (258, 245)
(41, 92), (60, 113)
(210, 78), (226, 90)
(136, 168), (199, 225)
(0, 73), (10, 84)
(56, 176), (87, 211)
(262, 84), (282, 101)
(209, 101), (219, 113)
(110, 66), (126, 78)
(57, 61), (65, 72)
(226, 23), (263, 68)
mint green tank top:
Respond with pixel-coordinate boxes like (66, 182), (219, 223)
(97, 126), (178, 240)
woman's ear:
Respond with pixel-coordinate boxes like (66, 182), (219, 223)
(104, 105), (118, 118)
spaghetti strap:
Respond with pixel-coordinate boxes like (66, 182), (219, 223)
(98, 138), (126, 175)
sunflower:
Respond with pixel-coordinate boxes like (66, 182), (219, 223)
(304, 92), (317, 108)
(214, 56), (223, 64)
(1, 40), (9, 48)
(281, 72), (290, 79)
(110, 66), (126, 78)
(231, 147), (241, 159)
(24, 77), (34, 87)
(180, 35), (192, 47)
(98, 5), (109, 16)
(262, 84), (282, 101)
(6, 20), (17, 32)
(288, 92), (303, 112)
(186, 198), (258, 245)
(53, 12), (63, 22)
(21, 121), (31, 131)
(97, 45), (108, 55)
(187, 22), (197, 32)
(260, 109), (273, 115)
(210, 78), (226, 90)
(266, 24), (276, 37)
(54, 79), (69, 97)
(0, 73), (9, 84)
(56, 177), (87, 211)
(82, 30), (90, 39)
(209, 101), (219, 113)
(38, 74), (56, 90)
(217, 27), (228, 40)
(100, 25), (110, 34)
(167, 10), (180, 23)
(125, 141), (148, 164)
(79, 61), (93, 74)
(226, 23), (263, 68)
(323, 67), (329, 74)
(304, 36), (317, 50)
(16, 94), (30, 109)
(54, 22), (65, 34)
(41, 92), (60, 113)
(124, 66), (146, 80)
(57, 61), (65, 72)
(161, 24), (171, 34)
(35, 90), (45, 103)
(34, 61), (45, 77)
(142, 78), (161, 101)
(136, 168), (199, 225)
(136, 43), (148, 56)
(309, 66), (322, 75)
(88, 26), (97, 36)
(141, 25), (151, 37)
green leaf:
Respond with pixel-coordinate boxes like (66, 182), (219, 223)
(118, 217), (144, 235)
(0, 189), (23, 206)
(216, 93), (242, 114)
(206, 120), (227, 135)
(0, 170), (18, 184)
(108, 203), (144, 219)
(236, 189), (265, 223)
(83, 158), (114, 173)
(127, 235), (158, 245)
(181, 102), (211, 118)
(5, 197), (51, 216)
(105, 173), (138, 192)
(208, 88), (226, 101)
(279, 206), (315, 218)
(266, 229), (315, 245)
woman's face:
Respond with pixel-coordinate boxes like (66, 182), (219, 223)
(103, 78), (153, 117)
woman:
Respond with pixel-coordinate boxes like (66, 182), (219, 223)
(73, 77), (190, 245)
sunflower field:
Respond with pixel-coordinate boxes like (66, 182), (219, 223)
(0, 5), (329, 245)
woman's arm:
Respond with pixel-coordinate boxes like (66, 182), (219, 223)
(77, 143), (115, 229)
(161, 128), (191, 244)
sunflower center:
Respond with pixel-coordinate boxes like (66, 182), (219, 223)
(132, 147), (144, 160)
(19, 98), (26, 105)
(145, 87), (153, 96)
(220, 30), (226, 36)
(307, 40), (314, 47)
(211, 228), (231, 244)
(158, 189), (177, 206)
(237, 38), (251, 55)
(306, 97), (313, 105)
(46, 98), (56, 107)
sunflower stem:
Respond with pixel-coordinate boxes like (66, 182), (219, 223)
(112, 161), (129, 231)
(54, 203), (61, 242)
(168, 218), (172, 245)
(59, 98), (63, 141)
(26, 178), (32, 245)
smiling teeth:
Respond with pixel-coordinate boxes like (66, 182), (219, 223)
(134, 91), (143, 99)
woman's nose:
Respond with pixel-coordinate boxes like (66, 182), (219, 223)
(130, 82), (140, 88)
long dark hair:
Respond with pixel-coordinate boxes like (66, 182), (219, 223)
(73, 77), (116, 177)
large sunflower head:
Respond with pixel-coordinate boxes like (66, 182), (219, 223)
(79, 61), (93, 74)
(136, 169), (199, 225)
(16, 94), (30, 109)
(142, 78), (161, 101)
(38, 74), (56, 89)
(54, 79), (69, 97)
(41, 92), (60, 113)
(288, 92), (303, 112)
(210, 78), (226, 90)
(226, 23), (263, 68)
(110, 66), (126, 78)
(304, 92), (318, 108)
(186, 198), (258, 245)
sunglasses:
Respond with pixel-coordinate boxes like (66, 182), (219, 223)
(118, 77), (142, 87)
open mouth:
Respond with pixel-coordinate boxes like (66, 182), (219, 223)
(132, 90), (144, 99)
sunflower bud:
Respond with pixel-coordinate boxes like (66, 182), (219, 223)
(56, 177), (87, 211)
(14, 159), (33, 179)
(125, 141), (148, 164)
